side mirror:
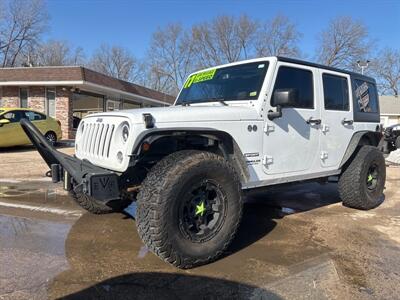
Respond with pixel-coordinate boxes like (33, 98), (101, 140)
(0, 119), (10, 127)
(268, 89), (298, 120)
(272, 88), (298, 107)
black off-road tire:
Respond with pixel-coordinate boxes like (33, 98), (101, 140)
(136, 150), (243, 269)
(70, 191), (131, 214)
(338, 146), (386, 210)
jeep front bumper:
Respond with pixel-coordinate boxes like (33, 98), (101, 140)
(20, 119), (120, 202)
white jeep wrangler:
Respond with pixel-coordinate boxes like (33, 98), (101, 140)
(22, 56), (392, 269)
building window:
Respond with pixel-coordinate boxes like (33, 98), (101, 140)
(72, 92), (104, 129)
(106, 99), (122, 111)
(122, 99), (141, 110)
(20, 87), (28, 108)
(46, 87), (56, 118)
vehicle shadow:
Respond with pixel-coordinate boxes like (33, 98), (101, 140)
(56, 272), (282, 300)
(226, 181), (341, 256)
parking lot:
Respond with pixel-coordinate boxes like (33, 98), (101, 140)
(0, 146), (399, 299)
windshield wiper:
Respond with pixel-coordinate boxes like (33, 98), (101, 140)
(208, 97), (228, 106)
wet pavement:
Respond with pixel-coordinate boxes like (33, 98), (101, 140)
(0, 167), (399, 299)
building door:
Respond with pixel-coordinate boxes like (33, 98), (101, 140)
(20, 88), (28, 108)
(46, 88), (56, 118)
(263, 63), (321, 175)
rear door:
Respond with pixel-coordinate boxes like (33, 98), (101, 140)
(23, 110), (48, 133)
(319, 70), (354, 168)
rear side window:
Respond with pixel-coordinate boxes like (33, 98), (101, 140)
(24, 111), (46, 121)
(323, 74), (349, 111)
(353, 80), (378, 113)
(272, 66), (314, 109)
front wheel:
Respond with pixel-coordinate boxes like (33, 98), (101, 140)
(136, 150), (243, 269)
(339, 146), (386, 210)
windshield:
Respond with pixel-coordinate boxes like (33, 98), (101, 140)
(176, 61), (269, 105)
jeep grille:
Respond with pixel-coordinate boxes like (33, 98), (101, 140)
(80, 123), (115, 158)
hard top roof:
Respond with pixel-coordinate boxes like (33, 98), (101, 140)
(276, 56), (375, 83)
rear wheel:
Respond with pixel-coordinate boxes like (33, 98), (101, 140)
(136, 150), (242, 269)
(338, 146), (386, 210)
(45, 131), (57, 145)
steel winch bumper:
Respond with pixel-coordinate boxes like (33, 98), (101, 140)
(20, 119), (120, 202)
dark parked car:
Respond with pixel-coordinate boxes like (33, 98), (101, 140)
(381, 124), (400, 154)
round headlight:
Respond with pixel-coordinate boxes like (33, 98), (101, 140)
(122, 124), (129, 142)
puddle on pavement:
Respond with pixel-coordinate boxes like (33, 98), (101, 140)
(0, 182), (80, 219)
(0, 214), (73, 299)
(0, 180), (373, 299)
(46, 199), (335, 299)
(0, 184), (51, 198)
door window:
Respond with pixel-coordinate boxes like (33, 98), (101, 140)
(1, 111), (24, 123)
(272, 66), (314, 109)
(46, 88), (56, 117)
(322, 74), (349, 111)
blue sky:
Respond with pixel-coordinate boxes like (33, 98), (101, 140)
(46, 0), (400, 59)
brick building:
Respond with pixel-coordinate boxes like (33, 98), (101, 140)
(0, 66), (174, 139)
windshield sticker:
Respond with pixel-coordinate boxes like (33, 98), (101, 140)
(183, 69), (217, 88)
(355, 82), (371, 112)
(258, 64), (265, 68)
(249, 91), (257, 97)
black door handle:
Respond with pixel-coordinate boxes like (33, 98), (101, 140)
(306, 117), (321, 125)
(342, 118), (354, 125)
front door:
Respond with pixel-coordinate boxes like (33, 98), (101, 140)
(263, 63), (321, 175)
(0, 110), (27, 147)
(319, 70), (354, 168)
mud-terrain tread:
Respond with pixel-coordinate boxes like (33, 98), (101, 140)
(70, 191), (129, 214)
(136, 150), (242, 269)
(338, 146), (386, 210)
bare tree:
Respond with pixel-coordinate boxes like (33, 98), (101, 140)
(191, 14), (258, 68)
(237, 15), (258, 59)
(370, 48), (400, 96)
(315, 16), (371, 70)
(146, 23), (196, 95)
(255, 15), (301, 58)
(32, 40), (85, 66)
(89, 44), (141, 82)
(0, 0), (48, 67)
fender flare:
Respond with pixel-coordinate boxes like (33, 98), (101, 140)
(131, 128), (250, 184)
(339, 131), (381, 169)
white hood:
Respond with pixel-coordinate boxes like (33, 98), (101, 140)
(90, 104), (261, 124)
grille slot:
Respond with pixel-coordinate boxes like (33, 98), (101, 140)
(79, 122), (115, 158)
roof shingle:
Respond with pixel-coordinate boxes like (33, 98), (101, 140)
(0, 66), (175, 104)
